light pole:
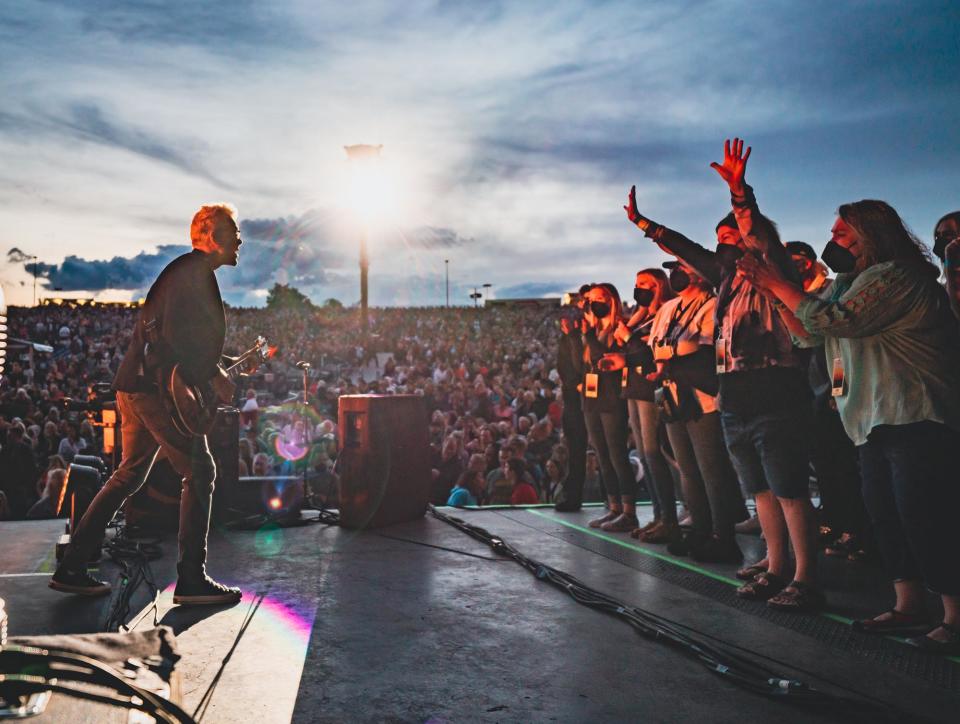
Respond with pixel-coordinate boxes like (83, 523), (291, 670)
(469, 283), (492, 308)
(344, 143), (383, 336)
(444, 259), (449, 308)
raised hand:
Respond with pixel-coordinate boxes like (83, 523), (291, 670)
(710, 138), (751, 195)
(623, 185), (657, 233)
(624, 185), (641, 224)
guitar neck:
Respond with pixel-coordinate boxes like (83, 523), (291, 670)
(224, 347), (261, 379)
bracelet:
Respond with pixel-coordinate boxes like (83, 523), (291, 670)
(634, 217), (651, 232)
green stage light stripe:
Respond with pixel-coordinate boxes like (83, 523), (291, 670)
(528, 508), (740, 586)
(36, 546), (57, 574)
(448, 501), (653, 511)
(526, 509), (960, 665)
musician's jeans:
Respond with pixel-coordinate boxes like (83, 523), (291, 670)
(61, 390), (217, 571)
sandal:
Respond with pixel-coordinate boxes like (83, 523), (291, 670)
(736, 572), (788, 601)
(852, 609), (928, 634)
(601, 512), (639, 533)
(735, 563), (768, 581)
(766, 580), (826, 612)
(588, 510), (620, 529)
(631, 518), (661, 536)
(639, 521), (678, 544)
(906, 623), (960, 655)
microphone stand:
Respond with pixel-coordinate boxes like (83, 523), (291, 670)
(295, 361), (312, 495)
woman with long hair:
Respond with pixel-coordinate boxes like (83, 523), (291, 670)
(741, 198), (960, 653)
(37, 454), (67, 499)
(620, 268), (679, 541)
(582, 283), (641, 532)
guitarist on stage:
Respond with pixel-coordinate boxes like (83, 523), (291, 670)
(50, 203), (244, 605)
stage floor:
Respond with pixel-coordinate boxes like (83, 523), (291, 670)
(2, 506), (958, 723)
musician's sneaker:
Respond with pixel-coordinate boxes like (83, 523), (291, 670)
(173, 573), (242, 606)
(49, 567), (112, 596)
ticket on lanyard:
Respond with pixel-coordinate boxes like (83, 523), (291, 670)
(585, 373), (599, 398)
(831, 356), (846, 397)
(715, 337), (728, 373)
(621, 366), (629, 388)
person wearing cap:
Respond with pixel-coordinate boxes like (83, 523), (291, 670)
(625, 139), (822, 612)
(646, 260), (746, 562)
(785, 242), (829, 294)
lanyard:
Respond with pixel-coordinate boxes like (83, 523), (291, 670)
(664, 294), (710, 345)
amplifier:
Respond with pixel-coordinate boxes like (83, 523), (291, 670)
(337, 394), (430, 529)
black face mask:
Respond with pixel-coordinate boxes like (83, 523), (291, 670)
(633, 287), (655, 307)
(821, 241), (857, 274)
(668, 268), (690, 293)
(715, 243), (743, 267)
(589, 301), (611, 318)
(933, 232), (957, 262)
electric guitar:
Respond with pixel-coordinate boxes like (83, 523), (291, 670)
(168, 335), (270, 436)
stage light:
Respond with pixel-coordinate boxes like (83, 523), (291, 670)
(268, 496), (283, 511)
(344, 143), (391, 335)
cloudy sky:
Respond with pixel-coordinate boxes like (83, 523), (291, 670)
(1, 1), (958, 307)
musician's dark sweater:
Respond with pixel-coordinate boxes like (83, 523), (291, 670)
(114, 250), (226, 392)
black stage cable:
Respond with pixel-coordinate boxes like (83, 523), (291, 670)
(102, 521), (162, 633)
(191, 591), (265, 723)
(373, 531), (507, 562)
(429, 506), (920, 724)
(499, 509), (916, 710)
(0, 645), (195, 723)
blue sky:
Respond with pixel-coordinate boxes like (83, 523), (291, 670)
(1, 1), (958, 307)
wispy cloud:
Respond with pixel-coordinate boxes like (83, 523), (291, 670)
(0, 0), (957, 306)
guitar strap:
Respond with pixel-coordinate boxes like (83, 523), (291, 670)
(141, 315), (169, 388)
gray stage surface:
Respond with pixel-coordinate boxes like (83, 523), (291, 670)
(1, 506), (958, 723)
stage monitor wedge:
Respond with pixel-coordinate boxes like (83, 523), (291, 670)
(337, 394), (430, 529)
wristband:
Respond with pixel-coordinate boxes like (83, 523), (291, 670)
(730, 183), (755, 209)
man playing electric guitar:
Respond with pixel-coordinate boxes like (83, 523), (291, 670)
(50, 203), (245, 605)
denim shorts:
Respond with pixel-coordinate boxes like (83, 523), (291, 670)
(720, 405), (811, 500)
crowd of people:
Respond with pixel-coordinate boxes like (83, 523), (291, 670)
(1, 138), (958, 654)
(588, 138), (958, 651)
